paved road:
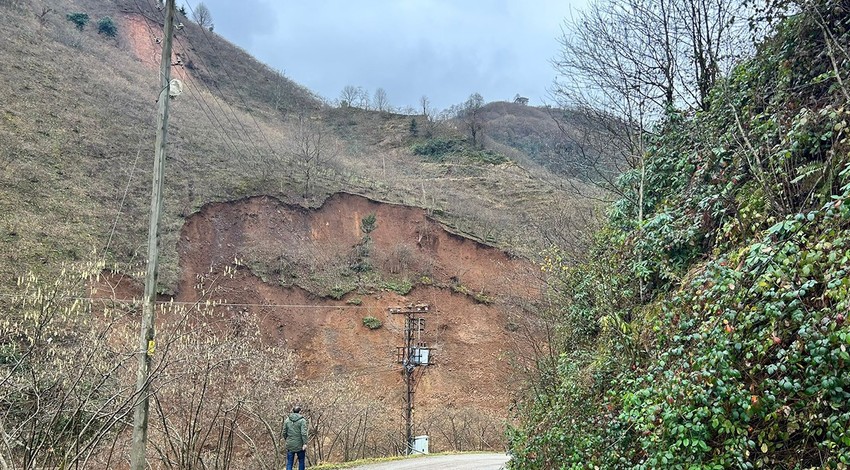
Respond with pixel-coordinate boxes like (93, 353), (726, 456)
(346, 453), (510, 470)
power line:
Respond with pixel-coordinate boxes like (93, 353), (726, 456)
(181, 1), (285, 161)
(99, 107), (157, 264)
(147, 0), (277, 171)
(131, 0), (253, 168)
(0, 291), (386, 309)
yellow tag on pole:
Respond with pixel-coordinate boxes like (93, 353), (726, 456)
(147, 340), (156, 356)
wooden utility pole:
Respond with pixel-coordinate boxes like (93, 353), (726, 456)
(130, 0), (176, 468)
(391, 304), (431, 454)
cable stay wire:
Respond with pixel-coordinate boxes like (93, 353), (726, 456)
(149, 0), (277, 172)
(182, 0), (287, 161)
(98, 106), (158, 265)
(132, 0), (254, 168)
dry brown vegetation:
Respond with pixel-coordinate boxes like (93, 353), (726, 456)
(0, 0), (596, 295)
(0, 0), (604, 467)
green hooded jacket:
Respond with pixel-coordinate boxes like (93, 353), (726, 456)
(282, 412), (309, 452)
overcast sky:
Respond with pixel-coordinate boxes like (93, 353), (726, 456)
(185, 0), (587, 111)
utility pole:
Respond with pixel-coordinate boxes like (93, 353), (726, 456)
(390, 304), (432, 454)
(130, 0), (176, 468)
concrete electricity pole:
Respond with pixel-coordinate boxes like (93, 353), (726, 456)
(130, 0), (176, 468)
(390, 304), (432, 454)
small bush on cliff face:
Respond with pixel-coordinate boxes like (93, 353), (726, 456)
(97, 17), (116, 37)
(362, 316), (382, 330)
(66, 12), (89, 30)
(329, 283), (354, 300)
(383, 279), (412, 295)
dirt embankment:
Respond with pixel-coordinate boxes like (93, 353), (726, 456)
(123, 13), (190, 81)
(97, 193), (544, 416)
(180, 193), (542, 409)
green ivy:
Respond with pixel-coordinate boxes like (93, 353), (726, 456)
(510, 2), (850, 467)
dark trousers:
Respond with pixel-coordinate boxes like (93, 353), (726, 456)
(286, 449), (306, 470)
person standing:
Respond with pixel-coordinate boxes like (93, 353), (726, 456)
(283, 406), (309, 470)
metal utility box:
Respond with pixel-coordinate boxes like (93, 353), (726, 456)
(412, 435), (429, 454)
(412, 347), (431, 365)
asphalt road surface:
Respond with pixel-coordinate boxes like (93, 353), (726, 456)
(346, 453), (510, 470)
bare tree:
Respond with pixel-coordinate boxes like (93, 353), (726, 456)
(356, 87), (371, 110)
(676, 0), (745, 110)
(373, 87), (389, 112)
(283, 376), (408, 463)
(1, 265), (139, 469)
(149, 308), (295, 470)
(419, 95), (436, 137)
(339, 85), (359, 107)
(419, 95), (430, 117)
(37, 7), (52, 26)
(459, 92), (485, 148)
(285, 114), (341, 200)
(551, 0), (746, 198)
(192, 2), (213, 29)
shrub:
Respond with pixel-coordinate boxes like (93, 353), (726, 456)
(411, 137), (508, 165)
(451, 283), (470, 295)
(97, 17), (117, 37)
(328, 284), (353, 300)
(361, 212), (377, 234)
(362, 316), (382, 330)
(66, 12), (89, 30)
(411, 137), (461, 161)
(383, 279), (412, 295)
(473, 290), (494, 304)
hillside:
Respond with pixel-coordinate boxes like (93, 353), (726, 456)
(477, 101), (588, 178)
(0, 0), (595, 468)
(508, 1), (850, 468)
(0, 0), (596, 294)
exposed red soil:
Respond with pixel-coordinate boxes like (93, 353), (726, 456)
(174, 193), (542, 412)
(94, 194), (544, 420)
(107, 10), (547, 437)
(123, 13), (189, 81)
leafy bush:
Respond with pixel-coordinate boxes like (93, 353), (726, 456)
(97, 17), (117, 37)
(361, 212), (377, 234)
(383, 279), (412, 295)
(328, 284), (354, 300)
(451, 283), (470, 296)
(66, 12), (89, 30)
(362, 316), (383, 330)
(509, 3), (850, 468)
(472, 290), (494, 305)
(411, 137), (461, 161)
(411, 137), (508, 165)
